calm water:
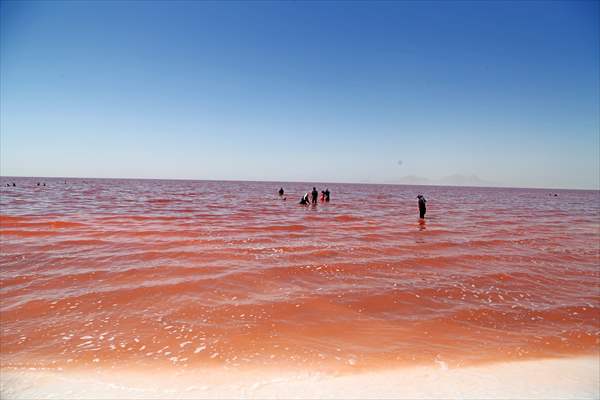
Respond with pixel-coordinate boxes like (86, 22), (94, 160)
(1, 178), (599, 372)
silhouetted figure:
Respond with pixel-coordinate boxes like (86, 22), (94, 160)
(37, 182), (40, 186)
(299, 193), (310, 205)
(43, 183), (46, 186)
(311, 187), (318, 204)
(12, 182), (15, 187)
(6, 183), (9, 187)
(278, 187), (284, 196)
(417, 195), (427, 219)
(324, 188), (330, 202)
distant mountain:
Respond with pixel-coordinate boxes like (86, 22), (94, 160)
(393, 174), (496, 187)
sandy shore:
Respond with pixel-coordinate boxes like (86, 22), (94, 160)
(1, 356), (598, 399)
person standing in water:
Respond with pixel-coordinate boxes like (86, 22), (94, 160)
(417, 195), (427, 219)
(324, 188), (330, 202)
(311, 187), (318, 204)
(278, 187), (284, 196)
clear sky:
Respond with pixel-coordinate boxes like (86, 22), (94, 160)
(1, 0), (598, 189)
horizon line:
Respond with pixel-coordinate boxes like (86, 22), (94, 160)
(1, 174), (598, 192)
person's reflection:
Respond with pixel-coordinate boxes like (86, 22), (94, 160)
(415, 219), (427, 244)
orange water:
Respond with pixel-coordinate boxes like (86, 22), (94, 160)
(1, 178), (599, 372)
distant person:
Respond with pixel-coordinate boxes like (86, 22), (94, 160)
(320, 191), (325, 202)
(12, 182), (15, 187)
(324, 188), (330, 202)
(299, 193), (310, 205)
(311, 187), (318, 204)
(37, 182), (40, 186)
(417, 195), (427, 219)
(278, 187), (284, 196)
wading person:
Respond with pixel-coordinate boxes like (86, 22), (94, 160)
(311, 187), (318, 204)
(299, 193), (310, 205)
(417, 195), (427, 219)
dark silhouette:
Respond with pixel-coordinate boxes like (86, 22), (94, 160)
(324, 188), (330, 202)
(6, 183), (9, 187)
(311, 187), (318, 204)
(278, 187), (284, 196)
(12, 182), (15, 187)
(299, 193), (310, 205)
(37, 182), (40, 186)
(43, 183), (46, 186)
(417, 195), (427, 219)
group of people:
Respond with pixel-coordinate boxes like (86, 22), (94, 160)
(277, 187), (330, 205)
(301, 187), (330, 205)
(4, 182), (46, 187)
(278, 186), (427, 219)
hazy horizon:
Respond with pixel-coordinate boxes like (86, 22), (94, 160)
(1, 1), (599, 190)
(1, 173), (597, 191)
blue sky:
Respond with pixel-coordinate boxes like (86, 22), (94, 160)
(1, 0), (598, 189)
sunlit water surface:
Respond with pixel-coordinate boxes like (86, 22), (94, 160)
(1, 178), (598, 372)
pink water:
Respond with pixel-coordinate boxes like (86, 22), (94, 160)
(1, 178), (599, 373)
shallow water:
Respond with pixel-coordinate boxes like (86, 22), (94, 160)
(1, 178), (599, 372)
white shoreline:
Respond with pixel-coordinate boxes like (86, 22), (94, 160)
(1, 356), (598, 399)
